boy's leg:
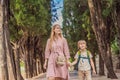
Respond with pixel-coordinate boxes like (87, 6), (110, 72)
(78, 70), (85, 80)
(85, 70), (92, 80)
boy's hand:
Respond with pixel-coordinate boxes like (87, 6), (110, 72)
(70, 63), (73, 66)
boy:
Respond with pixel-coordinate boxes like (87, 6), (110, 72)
(71, 40), (96, 80)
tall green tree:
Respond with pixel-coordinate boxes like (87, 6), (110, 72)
(114, 0), (120, 69)
(0, 0), (18, 80)
(87, 0), (117, 79)
(116, 0), (120, 50)
(63, 0), (97, 54)
(10, 0), (51, 78)
(0, 0), (9, 79)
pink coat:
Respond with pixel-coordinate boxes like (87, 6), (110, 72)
(45, 38), (70, 79)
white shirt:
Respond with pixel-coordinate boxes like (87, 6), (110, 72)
(74, 50), (92, 71)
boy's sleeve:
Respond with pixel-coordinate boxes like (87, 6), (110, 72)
(89, 52), (93, 58)
(74, 52), (78, 59)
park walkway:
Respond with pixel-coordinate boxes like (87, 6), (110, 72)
(26, 70), (120, 80)
(26, 55), (120, 80)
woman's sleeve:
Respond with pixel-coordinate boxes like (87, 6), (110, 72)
(63, 38), (70, 59)
(45, 39), (51, 59)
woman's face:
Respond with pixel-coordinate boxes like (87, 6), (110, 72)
(54, 25), (61, 34)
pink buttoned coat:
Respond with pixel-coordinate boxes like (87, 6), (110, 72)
(45, 38), (70, 79)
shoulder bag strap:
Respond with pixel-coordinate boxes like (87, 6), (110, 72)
(77, 51), (81, 64)
(87, 50), (91, 64)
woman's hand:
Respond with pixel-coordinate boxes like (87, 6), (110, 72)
(43, 59), (48, 69)
(43, 62), (47, 69)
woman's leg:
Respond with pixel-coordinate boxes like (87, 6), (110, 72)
(48, 77), (55, 80)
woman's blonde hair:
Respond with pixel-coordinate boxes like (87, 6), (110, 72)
(49, 24), (63, 49)
(77, 40), (87, 49)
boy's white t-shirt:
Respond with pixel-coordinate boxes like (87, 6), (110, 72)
(74, 51), (92, 71)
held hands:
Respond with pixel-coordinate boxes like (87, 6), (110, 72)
(66, 60), (74, 67)
(67, 61), (75, 71)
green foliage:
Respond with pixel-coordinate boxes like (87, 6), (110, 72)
(63, 0), (97, 56)
(111, 38), (119, 55)
(102, 0), (114, 17)
(9, 18), (23, 41)
(20, 61), (25, 67)
(102, 8), (111, 17)
(10, 0), (51, 41)
(81, 10), (91, 40)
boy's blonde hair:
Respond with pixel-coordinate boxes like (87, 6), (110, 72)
(77, 40), (87, 49)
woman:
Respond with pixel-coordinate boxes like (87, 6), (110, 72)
(43, 24), (71, 80)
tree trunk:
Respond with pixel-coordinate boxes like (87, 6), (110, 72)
(92, 52), (97, 73)
(18, 34), (45, 78)
(28, 36), (34, 77)
(87, 0), (118, 79)
(25, 41), (31, 78)
(3, 0), (24, 79)
(116, 0), (120, 69)
(99, 53), (105, 76)
(4, 0), (18, 79)
(5, 16), (17, 80)
(116, 0), (120, 53)
(0, 0), (10, 80)
(116, 53), (120, 69)
(11, 42), (24, 80)
(24, 35), (34, 78)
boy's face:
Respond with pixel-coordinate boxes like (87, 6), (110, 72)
(79, 42), (86, 50)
